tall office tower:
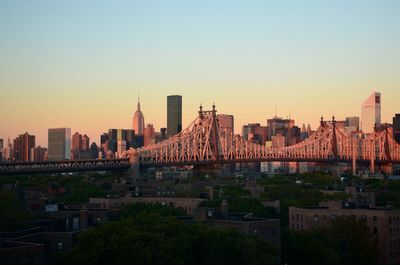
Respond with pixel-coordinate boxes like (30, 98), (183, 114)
(144, 124), (155, 146)
(82, 134), (90, 151)
(361, 92), (381, 133)
(48, 128), (71, 160)
(218, 114), (234, 135)
(267, 116), (299, 146)
(393, 114), (400, 144)
(345, 117), (360, 130)
(124, 129), (136, 149)
(0, 139), (3, 150)
(132, 98), (145, 135)
(242, 123), (268, 145)
(13, 132), (35, 161)
(167, 95), (182, 137)
(72, 132), (83, 152)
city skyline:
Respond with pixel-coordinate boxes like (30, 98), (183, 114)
(1, 1), (400, 146)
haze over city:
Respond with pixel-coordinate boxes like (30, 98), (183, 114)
(1, 0), (400, 146)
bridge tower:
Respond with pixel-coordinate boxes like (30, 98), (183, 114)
(381, 125), (393, 175)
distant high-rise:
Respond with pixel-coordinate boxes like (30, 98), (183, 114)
(132, 98), (145, 135)
(345, 117), (360, 131)
(242, 123), (268, 145)
(13, 132), (35, 161)
(72, 132), (83, 152)
(144, 124), (155, 146)
(48, 128), (71, 160)
(108, 128), (137, 152)
(33, 146), (47, 161)
(218, 114), (234, 135)
(82, 134), (90, 151)
(0, 139), (3, 150)
(167, 95), (182, 138)
(393, 114), (400, 144)
(361, 92), (381, 133)
(267, 116), (299, 146)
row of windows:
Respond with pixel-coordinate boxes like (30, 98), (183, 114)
(390, 239), (400, 249)
(390, 216), (400, 224)
(291, 212), (382, 223)
(389, 226), (400, 234)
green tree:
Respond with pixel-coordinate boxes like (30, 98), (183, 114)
(0, 190), (31, 232)
(62, 213), (278, 265)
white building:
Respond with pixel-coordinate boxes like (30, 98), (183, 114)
(361, 92), (381, 133)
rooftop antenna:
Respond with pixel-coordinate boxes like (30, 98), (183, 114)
(274, 103), (277, 117)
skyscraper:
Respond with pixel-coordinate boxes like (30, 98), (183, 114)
(82, 134), (90, 151)
(393, 114), (400, 144)
(218, 114), (234, 135)
(13, 132), (35, 161)
(144, 124), (155, 146)
(267, 116), (300, 146)
(132, 98), (145, 135)
(361, 92), (381, 133)
(72, 132), (83, 152)
(167, 95), (182, 138)
(48, 128), (71, 160)
(345, 117), (360, 131)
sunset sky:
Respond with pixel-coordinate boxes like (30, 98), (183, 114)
(1, 0), (399, 146)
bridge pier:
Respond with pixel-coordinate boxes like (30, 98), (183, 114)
(128, 149), (140, 183)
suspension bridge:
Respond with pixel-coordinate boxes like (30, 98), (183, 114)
(1, 105), (399, 176)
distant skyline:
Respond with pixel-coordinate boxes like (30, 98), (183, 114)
(1, 0), (400, 146)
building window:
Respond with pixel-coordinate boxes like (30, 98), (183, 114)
(373, 227), (378, 235)
(57, 242), (64, 250)
(331, 214), (336, 221)
(361, 215), (367, 221)
(373, 216), (378, 222)
(314, 215), (319, 222)
(296, 214), (299, 221)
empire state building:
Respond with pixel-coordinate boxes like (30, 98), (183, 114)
(132, 98), (145, 135)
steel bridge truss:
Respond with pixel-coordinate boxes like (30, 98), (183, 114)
(137, 105), (400, 166)
(0, 158), (130, 175)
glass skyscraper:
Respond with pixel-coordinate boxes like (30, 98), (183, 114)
(48, 128), (71, 160)
(167, 95), (182, 138)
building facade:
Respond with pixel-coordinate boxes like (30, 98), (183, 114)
(218, 114), (234, 136)
(361, 92), (381, 133)
(167, 95), (182, 138)
(289, 201), (400, 265)
(13, 132), (35, 161)
(48, 128), (71, 160)
(144, 124), (155, 146)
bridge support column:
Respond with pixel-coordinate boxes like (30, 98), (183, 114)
(128, 149), (140, 183)
(329, 162), (341, 177)
(352, 139), (357, 176)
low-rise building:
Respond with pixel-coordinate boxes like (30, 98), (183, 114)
(90, 194), (205, 215)
(289, 201), (400, 265)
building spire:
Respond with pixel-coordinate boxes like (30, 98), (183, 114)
(137, 96), (141, 111)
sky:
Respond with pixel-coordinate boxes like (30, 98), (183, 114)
(1, 0), (399, 146)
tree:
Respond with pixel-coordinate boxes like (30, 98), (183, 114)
(282, 217), (378, 265)
(62, 213), (278, 265)
(0, 190), (31, 232)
